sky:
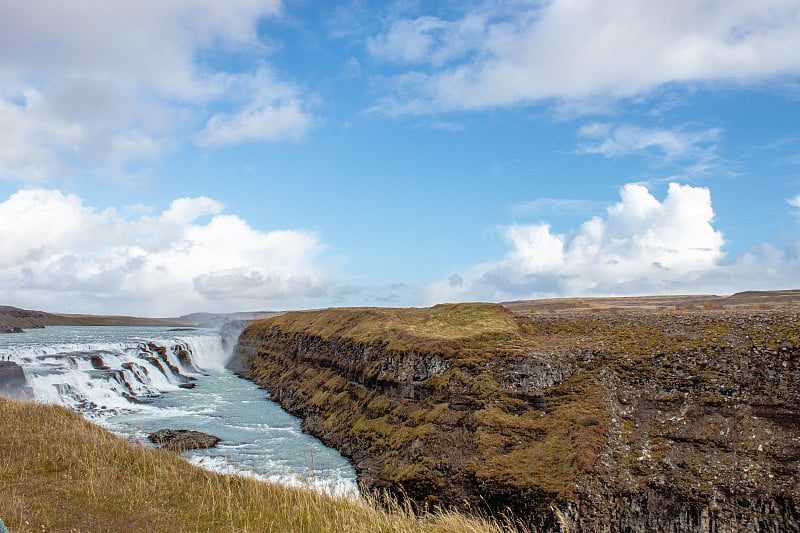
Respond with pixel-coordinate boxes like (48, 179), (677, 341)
(0, 0), (799, 317)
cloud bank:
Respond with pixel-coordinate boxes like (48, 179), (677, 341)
(0, 189), (328, 316)
(2, 184), (797, 315)
(370, 0), (800, 113)
(426, 183), (800, 304)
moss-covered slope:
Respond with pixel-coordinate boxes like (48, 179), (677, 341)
(232, 302), (800, 531)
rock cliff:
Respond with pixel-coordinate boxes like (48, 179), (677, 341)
(0, 361), (33, 400)
(230, 301), (800, 532)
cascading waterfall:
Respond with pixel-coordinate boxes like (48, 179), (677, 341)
(1, 332), (219, 415)
(0, 325), (357, 497)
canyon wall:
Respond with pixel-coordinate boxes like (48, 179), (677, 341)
(231, 303), (800, 532)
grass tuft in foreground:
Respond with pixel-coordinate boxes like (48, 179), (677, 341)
(0, 398), (518, 532)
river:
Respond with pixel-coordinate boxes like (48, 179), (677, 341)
(0, 325), (357, 496)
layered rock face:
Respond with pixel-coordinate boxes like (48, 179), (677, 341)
(231, 303), (800, 532)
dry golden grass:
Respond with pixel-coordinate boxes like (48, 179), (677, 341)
(0, 398), (517, 532)
(261, 303), (521, 355)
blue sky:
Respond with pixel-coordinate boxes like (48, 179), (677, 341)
(0, 0), (799, 316)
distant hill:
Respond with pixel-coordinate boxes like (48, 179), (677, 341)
(4, 289), (797, 333)
(0, 306), (192, 333)
(501, 289), (800, 314)
(178, 311), (282, 328)
(0, 306), (284, 333)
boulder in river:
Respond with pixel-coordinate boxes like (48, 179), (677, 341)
(147, 429), (221, 452)
(90, 354), (110, 370)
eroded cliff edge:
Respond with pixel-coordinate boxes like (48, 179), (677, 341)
(230, 301), (800, 532)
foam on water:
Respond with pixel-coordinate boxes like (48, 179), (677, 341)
(0, 325), (358, 496)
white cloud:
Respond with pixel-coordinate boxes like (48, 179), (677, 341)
(0, 188), (329, 316)
(510, 198), (604, 216)
(0, 1), (281, 99)
(0, 190), (112, 268)
(198, 102), (310, 146)
(370, 0), (800, 113)
(367, 16), (447, 64)
(0, 1), (310, 181)
(197, 68), (312, 146)
(577, 122), (611, 139)
(789, 193), (800, 210)
(503, 224), (566, 273)
(366, 13), (487, 66)
(0, 91), (85, 181)
(577, 124), (721, 161)
(425, 183), (730, 303)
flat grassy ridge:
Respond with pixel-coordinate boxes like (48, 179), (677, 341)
(0, 398), (514, 532)
(264, 303), (524, 355)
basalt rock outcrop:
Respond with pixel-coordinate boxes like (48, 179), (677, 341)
(0, 361), (34, 400)
(230, 301), (800, 532)
(147, 429), (221, 452)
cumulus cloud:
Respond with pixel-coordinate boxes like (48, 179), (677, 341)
(0, 1), (311, 181)
(425, 183), (730, 303)
(0, 189), (112, 268)
(369, 0), (800, 113)
(0, 189), (329, 316)
(696, 243), (800, 294)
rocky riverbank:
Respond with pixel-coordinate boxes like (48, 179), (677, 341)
(230, 298), (800, 532)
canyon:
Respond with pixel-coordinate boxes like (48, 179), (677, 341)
(230, 292), (800, 531)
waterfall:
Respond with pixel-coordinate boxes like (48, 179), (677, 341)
(0, 326), (225, 417)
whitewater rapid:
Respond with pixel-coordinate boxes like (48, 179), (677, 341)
(0, 326), (357, 497)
